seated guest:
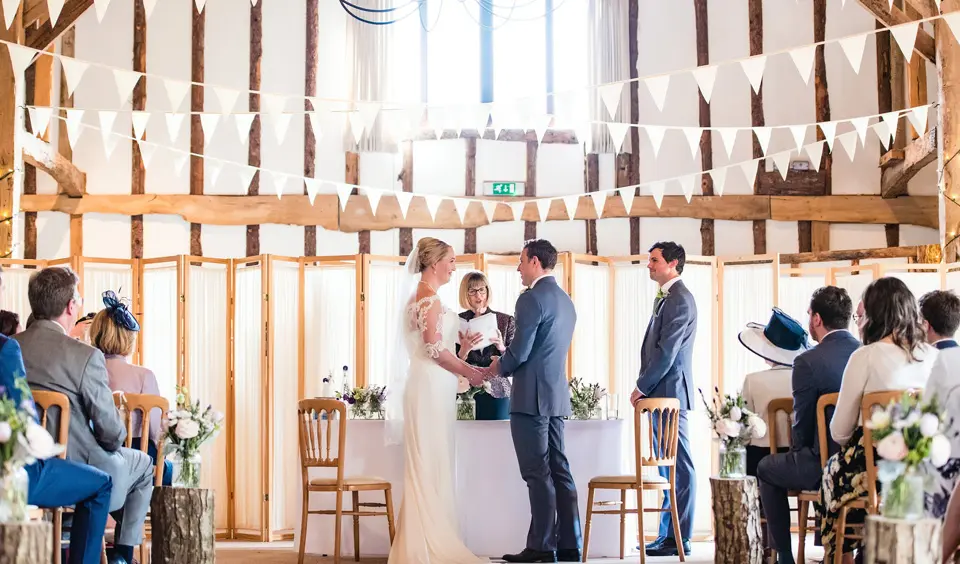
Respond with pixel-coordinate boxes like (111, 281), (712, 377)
(0, 309), (20, 336)
(757, 287), (858, 564)
(0, 268), (113, 564)
(919, 290), (960, 517)
(15, 267), (155, 564)
(70, 312), (95, 343)
(455, 271), (515, 420)
(90, 291), (172, 486)
(820, 278), (937, 564)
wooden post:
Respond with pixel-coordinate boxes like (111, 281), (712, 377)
(748, 0), (766, 254)
(346, 152), (368, 253)
(131, 0), (146, 259)
(938, 0), (960, 263)
(150, 487), (216, 564)
(189, 1), (205, 257)
(0, 522), (52, 563)
(23, 65), (37, 259)
(59, 28), (82, 257)
(694, 0), (714, 255)
(863, 515), (940, 564)
(464, 137), (477, 253)
(246, 0), (262, 258)
(303, 0), (317, 257)
(525, 139), (537, 241)
(400, 139), (414, 256)
(627, 0), (640, 254)
(0, 1), (24, 260)
(710, 477), (764, 564)
(584, 153), (599, 255)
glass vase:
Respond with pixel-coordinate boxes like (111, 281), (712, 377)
(456, 398), (476, 420)
(718, 441), (746, 479)
(169, 451), (202, 488)
(349, 403), (369, 419)
(572, 405), (601, 420)
(0, 465), (29, 522)
(879, 461), (924, 519)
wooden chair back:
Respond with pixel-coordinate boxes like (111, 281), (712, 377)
(633, 398), (681, 469)
(767, 397), (794, 453)
(31, 390), (70, 459)
(816, 393), (839, 466)
(860, 389), (918, 512)
(116, 392), (170, 486)
(298, 398), (346, 487)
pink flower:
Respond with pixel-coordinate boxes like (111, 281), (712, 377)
(457, 376), (470, 394)
(876, 432), (908, 462)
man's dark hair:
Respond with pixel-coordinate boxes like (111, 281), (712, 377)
(28, 267), (80, 321)
(809, 286), (853, 331)
(649, 241), (686, 274)
(919, 290), (960, 338)
(523, 239), (558, 270)
(0, 310), (19, 336)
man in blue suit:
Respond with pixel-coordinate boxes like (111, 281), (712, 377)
(630, 241), (697, 557)
(488, 239), (580, 563)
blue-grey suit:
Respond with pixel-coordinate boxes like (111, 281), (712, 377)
(498, 275), (581, 553)
(636, 278), (697, 541)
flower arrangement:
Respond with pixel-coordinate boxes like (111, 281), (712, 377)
(700, 387), (766, 478)
(163, 387), (224, 488)
(456, 376), (481, 420)
(336, 384), (387, 419)
(569, 378), (606, 420)
(482, 376), (511, 399)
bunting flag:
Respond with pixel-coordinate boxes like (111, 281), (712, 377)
(143, 0), (158, 19)
(717, 128), (738, 159)
(396, 191), (414, 219)
(598, 82), (623, 119)
(650, 182), (664, 209)
(194, 0), (206, 13)
(907, 105), (929, 135)
(65, 109), (84, 149)
(172, 153), (188, 177)
(789, 125), (807, 153)
(136, 139), (157, 169)
(308, 112), (323, 143)
(562, 195), (580, 219)
(710, 168), (727, 197)
(5, 43), (36, 76)
(509, 202), (526, 222)
(2, 0), (19, 29)
(199, 114), (220, 145)
(98, 111), (118, 154)
(805, 140), (825, 172)
(753, 127), (773, 156)
(214, 87), (241, 115)
(272, 113), (292, 144)
(206, 159), (223, 189)
(366, 188), (382, 216)
(819, 121), (838, 151)
(165, 112), (186, 143)
(336, 183), (352, 212)
(238, 165), (259, 195)
(679, 175), (695, 203)
(645, 125), (666, 157)
(131, 111), (150, 140)
(872, 122), (890, 151)
(348, 111), (365, 144)
(891, 21), (920, 62)
(789, 44), (816, 85)
(644, 75), (670, 112)
(94, 0), (111, 23)
(740, 55), (766, 94)
(113, 69), (142, 105)
(606, 122), (630, 153)
(234, 113), (255, 142)
(692, 65), (717, 104)
(534, 198), (551, 222)
(29, 106), (52, 137)
(838, 130), (859, 161)
(839, 34), (867, 74)
(163, 80), (191, 112)
(46, 0), (65, 26)
(358, 102), (382, 134)
(850, 116), (870, 146)
(453, 198), (471, 223)
(59, 57), (88, 97)
(533, 114), (551, 144)
(772, 151), (792, 181)
(945, 12), (960, 44)
(620, 189), (635, 216)
(682, 127), (701, 159)
(591, 191), (608, 218)
(880, 111), (900, 144)
(481, 200), (498, 223)
(303, 177), (320, 205)
(740, 159), (759, 189)
(261, 93), (287, 115)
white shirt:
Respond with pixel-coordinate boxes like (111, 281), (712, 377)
(660, 276), (681, 295)
(742, 366), (793, 448)
(923, 345), (960, 457)
(529, 273), (554, 289)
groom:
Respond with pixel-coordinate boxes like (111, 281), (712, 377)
(486, 239), (580, 563)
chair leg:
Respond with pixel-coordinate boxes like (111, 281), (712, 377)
(833, 506), (848, 564)
(53, 510), (62, 564)
(669, 486), (685, 563)
(334, 490), (344, 564)
(352, 491), (360, 562)
(581, 486), (595, 563)
(797, 500), (809, 564)
(298, 488), (309, 564)
(619, 489), (626, 561)
(384, 488), (396, 543)
(636, 487), (646, 564)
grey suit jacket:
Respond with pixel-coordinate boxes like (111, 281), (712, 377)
(636, 279), (697, 410)
(14, 320), (127, 466)
(498, 276), (577, 417)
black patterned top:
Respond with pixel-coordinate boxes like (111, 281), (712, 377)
(455, 309), (516, 368)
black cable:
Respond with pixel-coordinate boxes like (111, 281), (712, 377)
(339, 0), (423, 25)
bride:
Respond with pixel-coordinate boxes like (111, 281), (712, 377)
(386, 237), (489, 563)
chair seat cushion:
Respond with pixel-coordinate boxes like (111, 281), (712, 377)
(309, 476), (390, 488)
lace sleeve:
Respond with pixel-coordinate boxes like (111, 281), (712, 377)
(415, 296), (445, 359)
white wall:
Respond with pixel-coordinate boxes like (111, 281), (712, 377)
(25, 0), (939, 260)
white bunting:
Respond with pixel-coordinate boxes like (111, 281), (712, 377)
(308, 112), (323, 142)
(405, 104), (425, 136)
(131, 111), (150, 140)
(789, 45), (816, 85)
(47, 0), (65, 26)
(165, 113), (186, 143)
(2, 0), (19, 29)
(94, 0), (111, 23)
(143, 0), (158, 18)
(163, 79), (191, 112)
(194, 0), (205, 13)
(872, 122), (891, 151)
(336, 183), (352, 212)
(838, 131), (858, 161)
(172, 154), (188, 177)
(620, 189), (635, 216)
(113, 69), (142, 105)
(366, 189), (382, 217)
(214, 87), (240, 114)
(717, 127), (738, 159)
(453, 198), (471, 223)
(789, 125), (807, 153)
(481, 200), (499, 223)
(839, 34), (867, 74)
(650, 182), (664, 209)
(562, 195), (580, 219)
(710, 168), (727, 197)
(533, 115), (551, 144)
(805, 140), (825, 172)
(591, 191), (608, 218)
(233, 113), (255, 142)
(740, 55), (767, 94)
(358, 102), (382, 134)
(691, 65), (717, 104)
(607, 122), (630, 153)
(199, 114), (220, 145)
(935, 0), (942, 10)
(396, 191), (414, 219)
(272, 113), (292, 144)
(881, 111), (900, 144)
(645, 126), (666, 158)
(30, 107), (52, 137)
(252, 0), (258, 5)
(772, 151), (792, 181)
(534, 198), (551, 222)
(819, 121), (838, 151)
(60, 58), (88, 97)
(945, 12), (960, 44)
(102, 131), (119, 159)
(348, 111), (365, 144)
(598, 82), (623, 119)
(206, 159), (223, 189)
(136, 139), (157, 169)
(238, 165), (258, 195)
(682, 127), (702, 159)
(907, 105), (929, 135)
(740, 160), (759, 189)
(474, 103), (491, 134)
(98, 110), (117, 139)
(423, 196), (443, 221)
(644, 75), (670, 112)
(5, 43), (36, 76)
(261, 93), (286, 115)
(891, 21), (920, 63)
(509, 202), (526, 222)
(753, 127), (773, 156)
(679, 175), (695, 203)
(65, 109), (84, 149)
(850, 116), (870, 146)
(303, 178), (320, 205)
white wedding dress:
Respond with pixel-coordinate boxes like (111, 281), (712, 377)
(387, 294), (486, 564)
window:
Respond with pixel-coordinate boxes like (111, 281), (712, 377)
(425, 1), (481, 105)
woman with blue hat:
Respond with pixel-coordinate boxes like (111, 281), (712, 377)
(738, 308), (811, 476)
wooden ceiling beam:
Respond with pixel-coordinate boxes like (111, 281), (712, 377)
(855, 0), (936, 62)
(20, 134), (84, 197)
(25, 0), (93, 51)
(22, 0), (49, 27)
(880, 126), (937, 198)
(779, 245), (930, 263)
(904, 0), (939, 19)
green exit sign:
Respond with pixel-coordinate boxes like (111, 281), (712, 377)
(484, 181), (525, 197)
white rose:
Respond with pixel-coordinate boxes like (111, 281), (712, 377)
(212, 411), (225, 425)
(717, 418), (741, 438)
(876, 432), (908, 462)
(748, 416), (767, 439)
(175, 419), (200, 440)
(930, 434), (952, 468)
(456, 376), (470, 394)
(729, 406), (742, 422)
(0, 422), (10, 443)
(867, 409), (891, 429)
(919, 413), (941, 438)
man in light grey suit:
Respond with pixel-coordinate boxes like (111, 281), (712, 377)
(487, 239), (580, 563)
(15, 267), (154, 564)
(630, 241), (697, 558)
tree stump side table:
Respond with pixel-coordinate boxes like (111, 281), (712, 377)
(150, 487), (215, 564)
(710, 476), (764, 564)
(0, 521), (52, 564)
(864, 515), (940, 564)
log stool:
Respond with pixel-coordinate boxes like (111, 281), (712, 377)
(864, 515), (941, 564)
(0, 521), (53, 564)
(710, 476), (764, 564)
(150, 487), (215, 564)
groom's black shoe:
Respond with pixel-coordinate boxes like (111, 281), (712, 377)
(556, 549), (580, 562)
(502, 548), (557, 563)
(644, 537), (691, 557)
(639, 536), (666, 551)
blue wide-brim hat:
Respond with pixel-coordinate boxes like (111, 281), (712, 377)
(738, 307), (810, 367)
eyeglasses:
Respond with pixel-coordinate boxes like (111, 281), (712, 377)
(467, 287), (488, 296)
(853, 314), (864, 322)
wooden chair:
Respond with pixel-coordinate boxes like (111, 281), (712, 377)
(582, 398), (685, 564)
(296, 398), (395, 564)
(832, 389), (916, 564)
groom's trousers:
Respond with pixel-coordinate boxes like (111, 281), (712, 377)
(653, 409), (695, 541)
(511, 414), (582, 553)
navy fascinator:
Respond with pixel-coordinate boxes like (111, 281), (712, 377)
(102, 290), (140, 332)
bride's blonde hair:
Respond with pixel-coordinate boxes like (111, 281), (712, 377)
(414, 237), (452, 273)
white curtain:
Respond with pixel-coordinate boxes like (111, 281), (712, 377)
(437, 261), (477, 314)
(572, 263), (610, 387)
(721, 263), (775, 395)
(82, 264), (133, 315)
(947, 269), (960, 296)
(304, 264), (357, 396)
(886, 271), (943, 303)
(834, 272), (875, 333)
(270, 261), (301, 535)
(778, 273), (829, 330)
(487, 263), (525, 317)
(586, 0), (630, 153)
(0, 265), (34, 321)
(186, 263), (230, 533)
(365, 262), (407, 388)
(233, 266), (263, 535)
(141, 264), (179, 404)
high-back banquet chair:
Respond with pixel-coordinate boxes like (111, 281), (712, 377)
(581, 398), (685, 564)
(832, 389), (916, 564)
(32, 389), (109, 564)
(296, 398), (395, 564)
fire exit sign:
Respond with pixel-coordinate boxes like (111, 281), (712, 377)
(484, 181), (525, 197)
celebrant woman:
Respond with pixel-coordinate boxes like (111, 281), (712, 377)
(456, 272), (515, 419)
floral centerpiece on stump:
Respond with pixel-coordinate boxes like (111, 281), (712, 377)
(569, 378), (606, 420)
(700, 387), (766, 478)
(866, 392), (950, 519)
(163, 387), (223, 488)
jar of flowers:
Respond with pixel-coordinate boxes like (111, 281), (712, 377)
(700, 387), (766, 478)
(569, 378), (607, 420)
(456, 376), (480, 420)
(163, 387), (224, 488)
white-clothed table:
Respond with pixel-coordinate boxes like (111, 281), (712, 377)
(296, 419), (629, 558)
